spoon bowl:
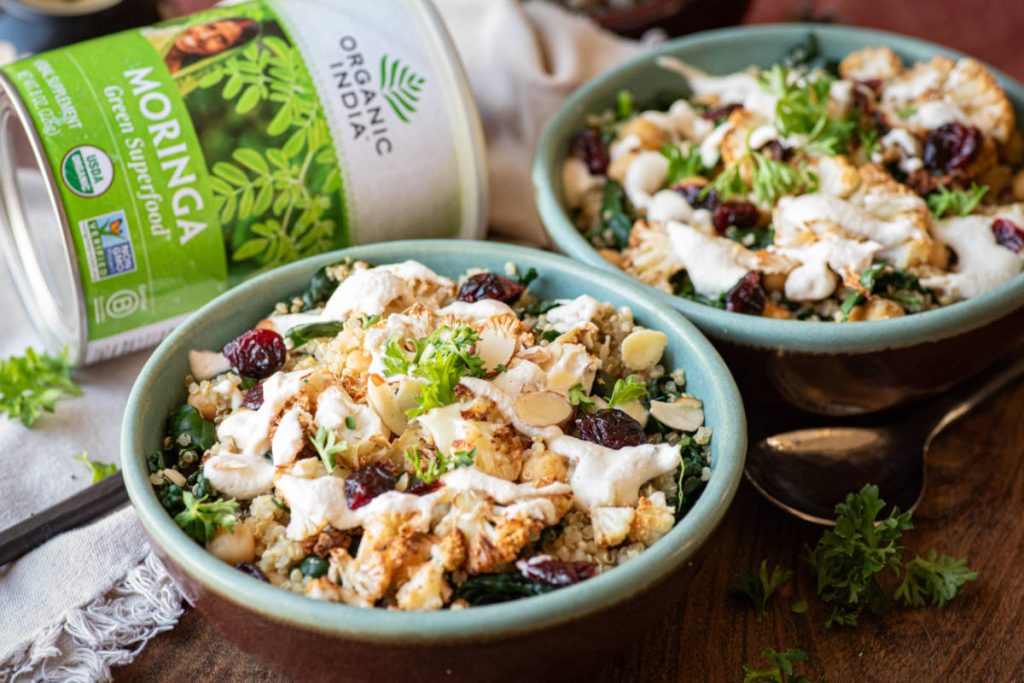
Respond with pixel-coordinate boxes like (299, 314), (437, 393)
(745, 353), (1024, 525)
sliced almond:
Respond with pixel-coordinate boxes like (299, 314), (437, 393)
(615, 398), (648, 428)
(395, 378), (424, 414)
(514, 391), (573, 428)
(621, 329), (668, 371)
(476, 330), (516, 371)
(365, 374), (408, 435)
(649, 396), (704, 432)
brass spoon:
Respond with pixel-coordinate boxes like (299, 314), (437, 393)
(744, 353), (1024, 525)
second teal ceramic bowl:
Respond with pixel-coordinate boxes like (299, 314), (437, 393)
(121, 239), (746, 682)
(534, 24), (1024, 419)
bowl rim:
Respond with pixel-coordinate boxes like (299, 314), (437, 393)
(121, 239), (747, 643)
(533, 22), (1024, 354)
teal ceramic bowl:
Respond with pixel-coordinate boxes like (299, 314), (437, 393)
(534, 24), (1024, 420)
(121, 239), (746, 682)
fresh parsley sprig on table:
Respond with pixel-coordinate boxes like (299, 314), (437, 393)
(381, 325), (486, 417)
(806, 484), (976, 628)
(742, 648), (822, 683)
(806, 484), (912, 628)
(894, 549), (978, 608)
(173, 491), (239, 544)
(73, 452), (119, 484)
(0, 347), (82, 427)
(927, 183), (989, 218)
(736, 560), (794, 622)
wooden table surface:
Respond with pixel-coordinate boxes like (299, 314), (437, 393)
(116, 379), (1024, 682)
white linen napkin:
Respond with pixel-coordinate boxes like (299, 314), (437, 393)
(0, 2), (644, 679)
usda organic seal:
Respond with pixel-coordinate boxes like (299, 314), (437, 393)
(0, 0), (486, 365)
(61, 145), (114, 197)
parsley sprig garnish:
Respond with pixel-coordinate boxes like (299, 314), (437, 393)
(73, 452), (119, 483)
(0, 347), (82, 427)
(173, 491), (239, 544)
(806, 484), (976, 628)
(310, 426), (347, 473)
(927, 183), (988, 218)
(568, 384), (597, 412)
(702, 147), (817, 207)
(607, 375), (647, 408)
(742, 648), (820, 683)
(661, 144), (706, 186)
(839, 263), (931, 319)
(405, 447), (477, 485)
(381, 325), (486, 417)
(736, 560), (794, 622)
(759, 64), (856, 155)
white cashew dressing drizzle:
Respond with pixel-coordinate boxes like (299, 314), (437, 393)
(192, 261), (708, 549)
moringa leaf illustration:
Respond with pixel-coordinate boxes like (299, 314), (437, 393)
(379, 55), (425, 123)
(188, 16), (345, 271)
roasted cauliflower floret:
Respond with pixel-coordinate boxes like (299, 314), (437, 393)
(628, 493), (676, 546)
(394, 530), (466, 611)
(839, 46), (903, 82)
(592, 506), (635, 547)
(436, 491), (551, 574)
(331, 512), (426, 604)
(521, 447), (568, 484)
(812, 155), (861, 198)
(880, 56), (1015, 144)
(621, 220), (686, 293)
(848, 164), (935, 267)
(460, 423), (525, 482)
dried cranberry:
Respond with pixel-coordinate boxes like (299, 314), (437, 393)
(992, 218), (1024, 253)
(923, 123), (983, 173)
(574, 409), (646, 449)
(406, 476), (441, 496)
(458, 272), (526, 305)
(702, 103), (741, 121)
(675, 182), (716, 211)
(569, 127), (610, 176)
(241, 383), (264, 410)
(222, 329), (286, 380)
(712, 200), (760, 233)
(344, 463), (397, 509)
(234, 563), (269, 582)
(756, 140), (788, 161)
(860, 78), (883, 94)
(517, 555), (597, 586)
(725, 271), (767, 315)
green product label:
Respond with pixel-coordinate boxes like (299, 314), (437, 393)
(1, 1), (346, 342)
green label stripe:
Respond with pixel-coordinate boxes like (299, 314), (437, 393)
(0, 0), (348, 342)
(379, 55), (425, 123)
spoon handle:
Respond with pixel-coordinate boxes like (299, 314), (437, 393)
(928, 353), (1024, 441)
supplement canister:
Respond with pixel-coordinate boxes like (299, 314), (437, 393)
(0, 0), (486, 364)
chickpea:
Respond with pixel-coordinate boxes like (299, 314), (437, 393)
(607, 152), (636, 184)
(522, 449), (568, 483)
(207, 523), (255, 565)
(620, 117), (665, 151)
(1012, 170), (1024, 202)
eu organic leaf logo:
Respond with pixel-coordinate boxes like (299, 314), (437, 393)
(380, 55), (424, 123)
